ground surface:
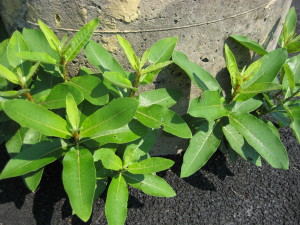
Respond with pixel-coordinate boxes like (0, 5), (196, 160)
(1, 1), (300, 225)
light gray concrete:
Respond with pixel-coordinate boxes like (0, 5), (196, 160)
(0, 0), (292, 155)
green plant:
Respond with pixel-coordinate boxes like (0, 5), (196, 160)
(174, 7), (299, 178)
(0, 19), (192, 224)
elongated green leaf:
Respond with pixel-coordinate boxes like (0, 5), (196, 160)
(66, 93), (80, 130)
(222, 123), (261, 166)
(231, 97), (262, 113)
(181, 121), (222, 178)
(105, 174), (128, 225)
(140, 61), (173, 75)
(228, 112), (289, 169)
(103, 71), (137, 90)
(138, 88), (181, 108)
(225, 44), (241, 89)
(3, 99), (72, 138)
(124, 172), (176, 197)
(0, 64), (19, 84)
(7, 31), (29, 68)
(117, 35), (140, 70)
(286, 41), (300, 54)
(173, 51), (221, 91)
(135, 104), (192, 138)
(148, 37), (178, 64)
(230, 35), (267, 56)
(22, 28), (60, 61)
(188, 91), (229, 120)
(284, 100), (300, 143)
(93, 178), (108, 203)
(23, 168), (44, 192)
(0, 139), (65, 179)
(16, 52), (58, 65)
(38, 20), (60, 50)
(65, 18), (99, 62)
(282, 7), (297, 43)
(67, 74), (109, 106)
(286, 54), (300, 85)
(140, 49), (150, 69)
(85, 40), (127, 77)
(40, 83), (84, 109)
(5, 126), (27, 157)
(81, 98), (139, 138)
(62, 147), (96, 222)
(243, 58), (263, 82)
(127, 157), (174, 174)
(283, 63), (295, 92)
(94, 148), (122, 171)
(25, 62), (40, 83)
(81, 120), (149, 148)
(0, 39), (11, 69)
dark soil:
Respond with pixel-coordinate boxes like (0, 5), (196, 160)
(1, 1), (300, 224)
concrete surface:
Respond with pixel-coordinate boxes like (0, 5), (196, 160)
(0, 0), (293, 155)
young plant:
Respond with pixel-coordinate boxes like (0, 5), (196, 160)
(0, 20), (191, 224)
(174, 7), (299, 178)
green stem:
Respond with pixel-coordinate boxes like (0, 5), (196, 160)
(130, 70), (141, 97)
(61, 57), (68, 81)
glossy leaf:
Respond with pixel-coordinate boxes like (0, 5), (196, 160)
(81, 98), (139, 138)
(67, 74), (109, 106)
(103, 71), (137, 90)
(230, 97), (262, 113)
(242, 58), (263, 82)
(66, 93), (80, 130)
(5, 127), (27, 157)
(230, 35), (267, 56)
(283, 63), (295, 92)
(23, 168), (44, 192)
(173, 51), (221, 91)
(138, 88), (181, 108)
(124, 172), (176, 197)
(86, 40), (127, 77)
(65, 18), (99, 62)
(117, 35), (140, 70)
(3, 99), (72, 138)
(105, 174), (128, 225)
(7, 31), (29, 68)
(188, 91), (229, 120)
(222, 123), (261, 166)
(286, 41), (300, 54)
(93, 148), (122, 171)
(181, 121), (222, 178)
(40, 83), (84, 109)
(93, 178), (108, 203)
(284, 100), (300, 142)
(38, 20), (60, 50)
(135, 104), (192, 138)
(148, 37), (178, 64)
(229, 112), (289, 169)
(0, 139), (65, 179)
(0, 64), (19, 84)
(279, 7), (297, 46)
(16, 51), (58, 65)
(62, 147), (96, 222)
(0, 39), (10, 68)
(140, 61), (173, 75)
(286, 54), (300, 85)
(225, 44), (241, 89)
(127, 157), (174, 174)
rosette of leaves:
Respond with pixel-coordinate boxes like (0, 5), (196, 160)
(0, 19), (191, 224)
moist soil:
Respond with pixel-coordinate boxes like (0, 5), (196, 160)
(1, 1), (300, 224)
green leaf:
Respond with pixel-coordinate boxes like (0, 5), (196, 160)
(0, 139), (66, 179)
(40, 83), (84, 109)
(172, 51), (221, 91)
(22, 28), (60, 61)
(25, 62), (40, 83)
(105, 174), (128, 225)
(224, 44), (241, 89)
(117, 35), (140, 70)
(230, 97), (262, 113)
(23, 168), (44, 192)
(242, 58), (263, 82)
(270, 111), (290, 127)
(135, 104), (192, 138)
(138, 88), (181, 108)
(284, 100), (300, 143)
(5, 126), (27, 157)
(0, 39), (11, 69)
(7, 31), (29, 68)
(180, 120), (222, 178)
(65, 18), (99, 62)
(38, 20), (60, 50)
(62, 147), (96, 222)
(228, 112), (289, 169)
(85, 40), (127, 77)
(67, 74), (109, 106)
(93, 148), (122, 171)
(0, 64), (19, 84)
(93, 178), (108, 203)
(286, 41), (300, 54)
(3, 99), (72, 138)
(16, 52), (58, 65)
(222, 123), (261, 166)
(140, 61), (173, 75)
(81, 98), (139, 138)
(283, 63), (295, 92)
(66, 93), (80, 130)
(188, 91), (229, 120)
(286, 54), (300, 85)
(124, 172), (176, 197)
(103, 71), (137, 90)
(230, 35), (268, 56)
(283, 7), (297, 42)
(127, 157), (174, 174)
(81, 120), (149, 147)
(140, 49), (150, 69)
(148, 37), (178, 64)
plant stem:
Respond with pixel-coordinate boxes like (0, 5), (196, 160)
(61, 57), (68, 81)
(25, 92), (34, 102)
(130, 70), (141, 97)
